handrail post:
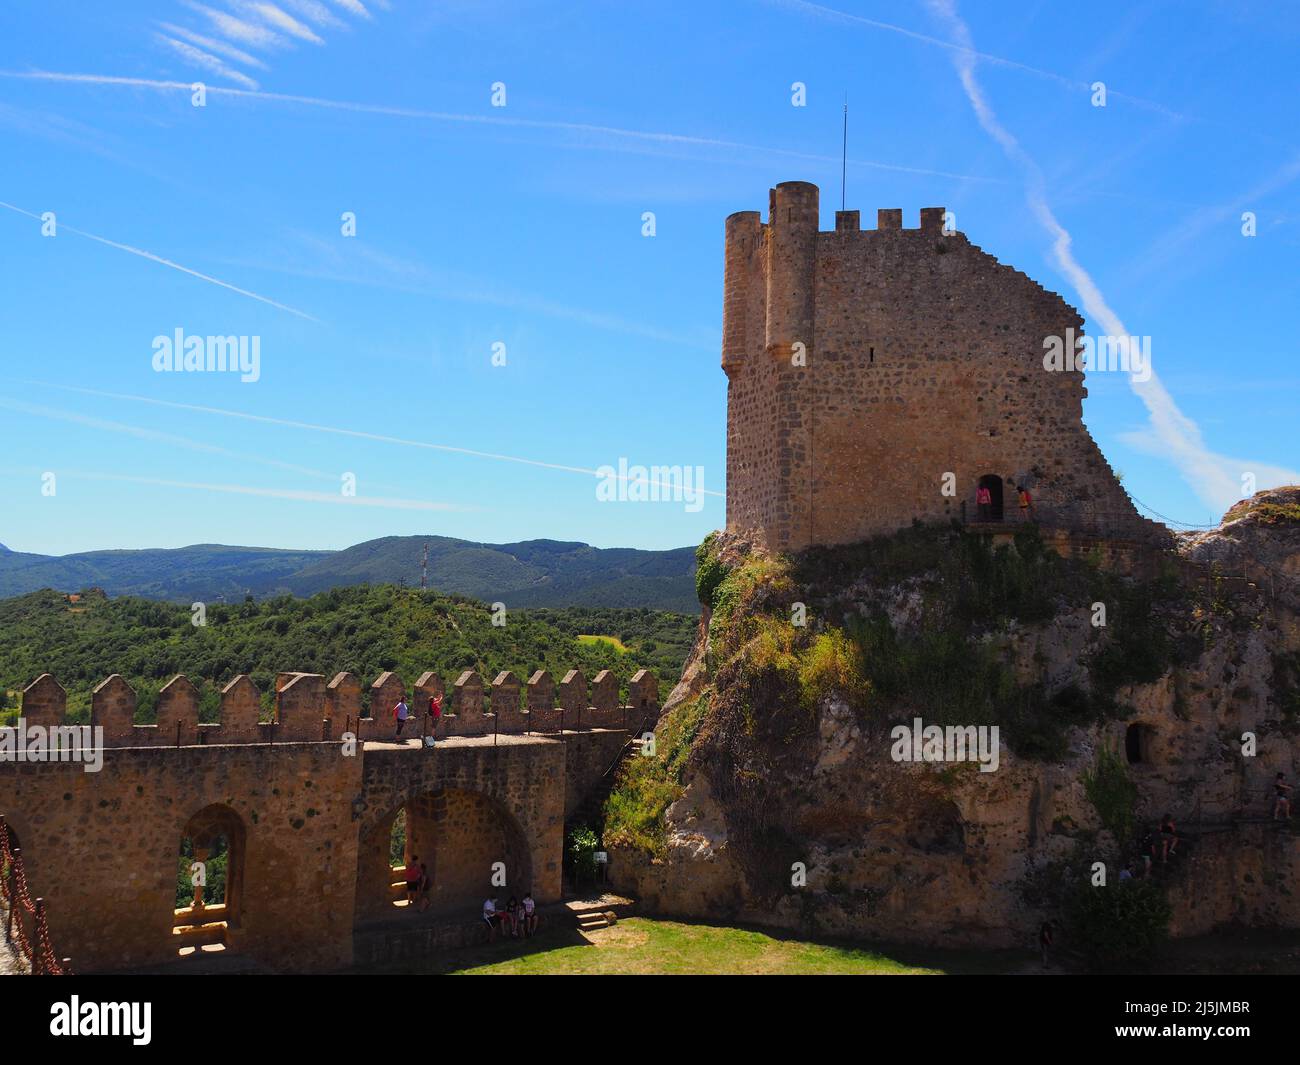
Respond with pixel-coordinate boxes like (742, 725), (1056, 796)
(4, 860), (14, 944)
(33, 899), (45, 975)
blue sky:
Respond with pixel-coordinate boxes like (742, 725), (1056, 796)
(1, 0), (1297, 557)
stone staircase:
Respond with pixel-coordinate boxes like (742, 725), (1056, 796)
(569, 725), (652, 831)
(567, 893), (637, 933)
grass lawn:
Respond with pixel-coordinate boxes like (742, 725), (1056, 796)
(577, 633), (631, 653)
(448, 917), (963, 975)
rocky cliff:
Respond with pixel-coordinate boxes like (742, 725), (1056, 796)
(604, 488), (1300, 959)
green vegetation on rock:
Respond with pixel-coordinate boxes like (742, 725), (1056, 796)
(1083, 745), (1140, 843)
(604, 694), (709, 856)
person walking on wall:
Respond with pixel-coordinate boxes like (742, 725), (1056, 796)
(1017, 485), (1035, 522)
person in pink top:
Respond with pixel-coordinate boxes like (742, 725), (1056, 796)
(405, 855), (422, 907)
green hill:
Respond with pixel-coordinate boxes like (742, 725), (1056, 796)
(0, 585), (696, 723)
(0, 536), (699, 613)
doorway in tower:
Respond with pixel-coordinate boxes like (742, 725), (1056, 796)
(978, 475), (1005, 522)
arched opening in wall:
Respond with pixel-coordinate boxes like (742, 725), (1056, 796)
(1126, 723), (1154, 765)
(174, 804), (246, 959)
(354, 788), (532, 927)
(905, 799), (966, 855)
(978, 475), (1004, 522)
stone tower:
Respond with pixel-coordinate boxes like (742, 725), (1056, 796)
(722, 180), (1164, 553)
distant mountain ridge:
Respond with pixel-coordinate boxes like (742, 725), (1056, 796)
(0, 535), (700, 613)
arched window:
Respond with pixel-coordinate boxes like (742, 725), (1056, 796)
(175, 804), (246, 958)
(1125, 723), (1153, 765)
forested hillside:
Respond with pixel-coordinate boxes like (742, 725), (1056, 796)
(0, 536), (699, 612)
(0, 585), (695, 724)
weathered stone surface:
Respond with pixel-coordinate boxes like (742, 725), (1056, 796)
(724, 182), (1168, 553)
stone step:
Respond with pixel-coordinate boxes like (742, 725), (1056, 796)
(172, 920), (227, 949)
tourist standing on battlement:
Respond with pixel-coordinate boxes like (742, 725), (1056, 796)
(393, 695), (410, 739)
(426, 692), (443, 746)
(1017, 485), (1035, 522)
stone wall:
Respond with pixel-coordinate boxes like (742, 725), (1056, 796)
(0, 742), (360, 974)
(0, 665), (658, 972)
(723, 181), (1167, 552)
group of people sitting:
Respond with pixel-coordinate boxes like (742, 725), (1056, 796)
(402, 857), (539, 939)
(483, 894), (537, 940)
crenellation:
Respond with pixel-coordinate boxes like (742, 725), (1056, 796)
(558, 669), (587, 728)
(219, 674), (261, 741)
(275, 672), (326, 742)
(589, 669), (620, 728)
(90, 674), (137, 745)
(490, 670), (526, 733)
(446, 670), (485, 736)
(21, 674), (65, 729)
(326, 671), (362, 726)
(156, 674), (199, 746)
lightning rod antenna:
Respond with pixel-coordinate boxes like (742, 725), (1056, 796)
(841, 94), (848, 212)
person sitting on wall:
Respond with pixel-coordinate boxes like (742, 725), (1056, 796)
(1017, 485), (1035, 522)
(1274, 772), (1292, 821)
(976, 483), (992, 521)
(522, 891), (537, 937)
(506, 895), (521, 938)
(483, 896), (500, 941)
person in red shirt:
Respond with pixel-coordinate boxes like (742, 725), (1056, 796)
(1017, 485), (1034, 521)
(426, 692), (443, 745)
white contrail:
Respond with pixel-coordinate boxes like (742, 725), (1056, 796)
(48, 470), (471, 511)
(767, 0), (1187, 120)
(0, 200), (318, 321)
(0, 70), (996, 183)
(25, 382), (726, 497)
(924, 0), (1300, 513)
(155, 35), (260, 90)
(0, 397), (333, 480)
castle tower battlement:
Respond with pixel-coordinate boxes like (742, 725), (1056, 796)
(3, 665), (658, 749)
(723, 180), (1168, 552)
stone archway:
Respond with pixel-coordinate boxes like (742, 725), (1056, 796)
(355, 787), (533, 924)
(175, 803), (247, 948)
(978, 474), (1005, 522)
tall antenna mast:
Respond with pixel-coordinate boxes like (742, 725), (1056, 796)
(420, 542), (428, 590)
(841, 94), (848, 212)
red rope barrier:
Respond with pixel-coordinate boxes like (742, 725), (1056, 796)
(0, 817), (70, 974)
